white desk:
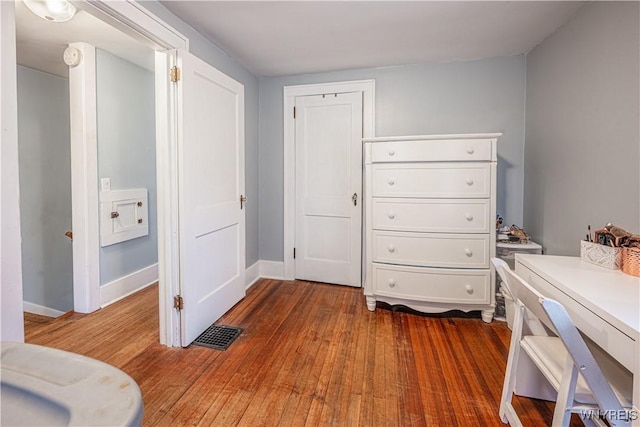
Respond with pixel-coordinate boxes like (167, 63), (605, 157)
(515, 254), (640, 421)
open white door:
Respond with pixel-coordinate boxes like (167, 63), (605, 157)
(176, 50), (245, 346)
(294, 92), (363, 287)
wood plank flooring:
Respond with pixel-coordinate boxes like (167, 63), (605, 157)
(23, 279), (581, 426)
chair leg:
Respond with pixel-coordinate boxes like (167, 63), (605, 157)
(499, 304), (525, 424)
(552, 355), (579, 427)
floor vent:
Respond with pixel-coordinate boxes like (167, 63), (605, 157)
(192, 325), (243, 350)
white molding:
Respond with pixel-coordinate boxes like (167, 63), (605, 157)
(245, 261), (260, 289)
(69, 42), (101, 314)
(260, 260), (285, 280)
(77, 1), (188, 51)
(283, 80), (375, 281)
(1, 1), (25, 342)
(100, 263), (158, 307)
(78, 0), (188, 347)
(23, 302), (66, 318)
(155, 50), (180, 347)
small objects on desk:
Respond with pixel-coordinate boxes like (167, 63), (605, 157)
(496, 222), (530, 244)
(580, 223), (639, 273)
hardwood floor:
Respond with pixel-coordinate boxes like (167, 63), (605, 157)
(24, 279), (580, 426)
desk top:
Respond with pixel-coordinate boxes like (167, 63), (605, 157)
(515, 254), (640, 341)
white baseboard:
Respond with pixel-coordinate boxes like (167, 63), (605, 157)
(101, 263), (158, 308)
(259, 260), (284, 280)
(23, 301), (65, 318)
(245, 261), (260, 290)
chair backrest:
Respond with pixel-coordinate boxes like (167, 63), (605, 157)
(492, 258), (516, 299)
(493, 258), (629, 422)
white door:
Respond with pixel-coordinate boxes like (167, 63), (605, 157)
(177, 50), (245, 346)
(294, 92), (363, 287)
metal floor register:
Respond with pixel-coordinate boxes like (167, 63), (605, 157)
(192, 325), (243, 350)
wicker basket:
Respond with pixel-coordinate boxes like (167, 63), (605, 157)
(621, 247), (640, 277)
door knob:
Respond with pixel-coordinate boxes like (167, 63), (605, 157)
(240, 195), (247, 209)
(352, 193), (358, 206)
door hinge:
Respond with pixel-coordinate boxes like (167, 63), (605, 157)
(293, 106), (296, 119)
(173, 295), (184, 311)
(170, 66), (181, 83)
(293, 247), (296, 259)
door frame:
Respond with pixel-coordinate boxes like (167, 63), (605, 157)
(73, 1), (188, 347)
(283, 80), (375, 281)
(1, 0), (188, 346)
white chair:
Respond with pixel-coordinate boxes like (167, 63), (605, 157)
(491, 258), (633, 427)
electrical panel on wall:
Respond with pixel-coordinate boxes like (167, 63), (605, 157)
(100, 188), (148, 247)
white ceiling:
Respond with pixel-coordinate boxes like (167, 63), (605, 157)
(15, 0), (154, 78)
(160, 1), (586, 77)
(15, 1), (586, 79)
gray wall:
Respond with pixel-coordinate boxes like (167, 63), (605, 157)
(524, 2), (640, 255)
(140, 2), (260, 268)
(97, 49), (157, 285)
(17, 66), (73, 312)
(259, 56), (526, 261)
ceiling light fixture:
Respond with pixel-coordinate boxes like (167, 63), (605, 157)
(23, 0), (77, 23)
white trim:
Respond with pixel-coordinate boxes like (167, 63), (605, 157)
(69, 42), (101, 314)
(283, 80), (375, 281)
(260, 260), (285, 280)
(100, 263), (159, 308)
(154, 50), (180, 346)
(82, 1), (187, 348)
(1, 1), (26, 342)
(77, 1), (188, 51)
(23, 302), (66, 318)
(245, 261), (260, 289)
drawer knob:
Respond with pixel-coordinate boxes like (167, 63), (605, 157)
(388, 245), (396, 253)
(466, 285), (474, 294)
(465, 213), (474, 221)
(467, 147), (475, 155)
(466, 179), (474, 186)
(388, 212), (395, 219)
(388, 280), (396, 288)
(465, 248), (473, 257)
(388, 179), (395, 186)
(388, 150), (395, 156)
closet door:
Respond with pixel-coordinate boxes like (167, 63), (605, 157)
(294, 92), (362, 287)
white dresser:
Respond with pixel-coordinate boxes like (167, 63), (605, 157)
(363, 133), (500, 322)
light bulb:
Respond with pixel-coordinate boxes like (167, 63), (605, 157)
(23, 0), (77, 23)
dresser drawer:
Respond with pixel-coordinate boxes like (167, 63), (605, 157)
(372, 163), (490, 198)
(371, 138), (493, 163)
(372, 231), (490, 268)
(372, 263), (491, 303)
(372, 198), (490, 233)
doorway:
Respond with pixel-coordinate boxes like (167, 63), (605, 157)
(283, 80), (375, 285)
(5, 0), (190, 346)
(15, 1), (158, 319)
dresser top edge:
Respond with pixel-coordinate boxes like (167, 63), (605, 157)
(363, 133), (502, 143)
